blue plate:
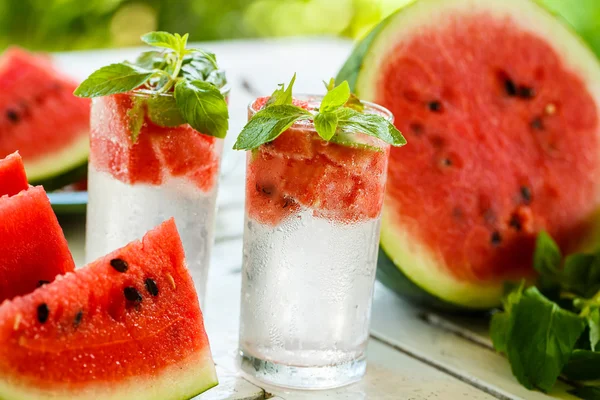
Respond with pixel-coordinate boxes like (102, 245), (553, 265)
(48, 191), (87, 215)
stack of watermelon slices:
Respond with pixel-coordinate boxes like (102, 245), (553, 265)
(0, 154), (218, 399)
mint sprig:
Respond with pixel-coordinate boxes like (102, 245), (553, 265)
(74, 31), (229, 141)
(492, 231), (600, 397)
(233, 75), (405, 151)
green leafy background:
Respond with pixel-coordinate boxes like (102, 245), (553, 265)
(1, 0), (597, 59)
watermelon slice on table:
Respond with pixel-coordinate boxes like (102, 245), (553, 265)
(0, 219), (217, 400)
(0, 47), (90, 191)
(337, 0), (600, 310)
(0, 185), (75, 303)
(0, 151), (28, 196)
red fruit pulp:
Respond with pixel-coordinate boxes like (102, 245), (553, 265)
(0, 152), (28, 196)
(90, 94), (220, 191)
(245, 97), (389, 226)
(379, 14), (600, 282)
(0, 186), (75, 302)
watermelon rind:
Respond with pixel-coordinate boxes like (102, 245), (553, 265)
(26, 132), (88, 192)
(337, 0), (600, 310)
(0, 349), (217, 400)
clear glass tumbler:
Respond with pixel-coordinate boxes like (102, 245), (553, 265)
(85, 91), (226, 306)
(238, 95), (393, 389)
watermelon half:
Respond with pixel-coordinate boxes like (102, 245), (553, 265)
(0, 219), (217, 400)
(337, 0), (600, 310)
(0, 48), (90, 191)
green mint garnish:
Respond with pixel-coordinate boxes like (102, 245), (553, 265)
(491, 231), (600, 396)
(74, 31), (229, 142)
(233, 75), (405, 151)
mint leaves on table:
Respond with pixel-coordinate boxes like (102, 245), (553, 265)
(233, 75), (405, 150)
(491, 231), (600, 397)
(74, 31), (228, 141)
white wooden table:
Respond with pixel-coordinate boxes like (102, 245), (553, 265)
(56, 38), (577, 400)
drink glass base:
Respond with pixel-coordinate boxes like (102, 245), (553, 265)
(238, 349), (366, 390)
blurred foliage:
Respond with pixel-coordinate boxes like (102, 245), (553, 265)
(0, 0), (597, 57)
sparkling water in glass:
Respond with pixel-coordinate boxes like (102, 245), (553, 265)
(85, 92), (226, 306)
(238, 96), (393, 389)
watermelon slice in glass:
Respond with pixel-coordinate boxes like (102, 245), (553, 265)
(0, 219), (217, 399)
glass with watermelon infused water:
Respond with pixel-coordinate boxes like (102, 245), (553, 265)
(75, 32), (229, 306)
(234, 76), (406, 389)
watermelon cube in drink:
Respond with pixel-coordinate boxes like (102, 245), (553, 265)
(77, 33), (230, 307)
(237, 94), (399, 389)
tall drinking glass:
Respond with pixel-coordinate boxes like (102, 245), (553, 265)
(85, 90), (227, 305)
(238, 95), (393, 389)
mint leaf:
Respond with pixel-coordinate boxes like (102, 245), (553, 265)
(589, 308), (600, 351)
(563, 254), (600, 298)
(141, 31), (186, 53)
(569, 386), (600, 400)
(324, 78), (335, 91)
(133, 51), (166, 70)
(534, 231), (562, 276)
(563, 349), (600, 381)
(233, 105), (311, 150)
(74, 63), (153, 98)
(174, 80), (229, 138)
(324, 78), (364, 112)
(127, 97), (146, 143)
(336, 107), (406, 147)
(491, 283), (525, 354)
(320, 80), (350, 112)
(266, 73), (296, 107)
(181, 50), (221, 82)
(314, 112), (338, 140)
(498, 287), (586, 391)
(146, 95), (185, 127)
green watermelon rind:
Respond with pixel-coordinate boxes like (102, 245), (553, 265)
(26, 131), (89, 192)
(0, 349), (218, 400)
(338, 0), (600, 310)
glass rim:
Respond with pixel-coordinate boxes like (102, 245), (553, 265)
(128, 82), (231, 98)
(248, 94), (394, 124)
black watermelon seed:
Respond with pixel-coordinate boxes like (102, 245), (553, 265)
(409, 122), (424, 135)
(509, 215), (523, 231)
(124, 287), (142, 302)
(504, 79), (517, 96)
(74, 310), (83, 327)
(520, 186), (532, 204)
(37, 303), (49, 324)
(282, 197), (294, 208)
(144, 278), (159, 297)
(442, 158), (452, 167)
(490, 231), (502, 247)
(427, 101), (442, 112)
(6, 109), (19, 123)
(518, 86), (536, 99)
(530, 118), (544, 131)
(37, 280), (50, 287)
(110, 258), (128, 273)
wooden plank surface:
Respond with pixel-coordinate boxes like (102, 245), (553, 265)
(52, 38), (566, 399)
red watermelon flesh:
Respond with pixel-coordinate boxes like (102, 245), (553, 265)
(90, 94), (220, 191)
(0, 48), (90, 183)
(0, 186), (75, 302)
(246, 97), (389, 226)
(0, 219), (217, 400)
(0, 151), (28, 196)
(377, 12), (600, 282)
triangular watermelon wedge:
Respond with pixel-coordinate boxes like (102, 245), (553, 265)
(0, 185), (75, 302)
(0, 219), (218, 400)
(0, 151), (27, 196)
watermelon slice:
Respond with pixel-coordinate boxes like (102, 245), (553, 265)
(90, 94), (220, 191)
(0, 151), (28, 196)
(337, 0), (600, 310)
(0, 47), (90, 191)
(0, 185), (75, 303)
(0, 219), (217, 399)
